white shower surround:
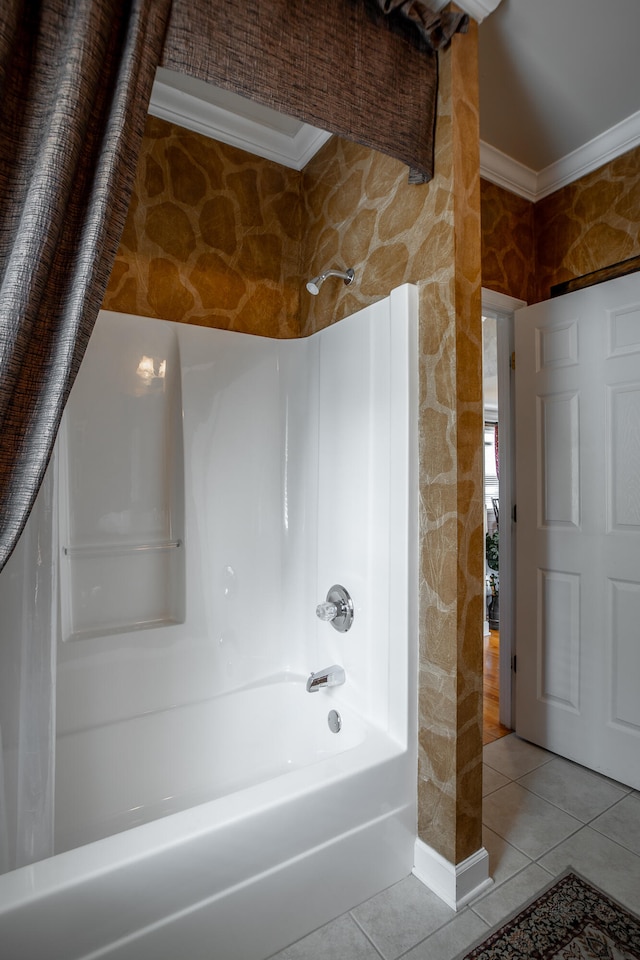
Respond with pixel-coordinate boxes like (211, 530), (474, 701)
(0, 284), (418, 960)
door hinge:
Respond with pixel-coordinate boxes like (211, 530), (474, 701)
(511, 351), (516, 370)
(512, 655), (517, 674)
(513, 503), (517, 522)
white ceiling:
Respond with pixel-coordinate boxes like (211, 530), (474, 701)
(150, 0), (640, 202)
(479, 0), (640, 171)
(478, 0), (640, 198)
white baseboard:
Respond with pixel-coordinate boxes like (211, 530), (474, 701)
(413, 840), (492, 911)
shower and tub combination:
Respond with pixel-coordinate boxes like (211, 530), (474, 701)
(0, 283), (419, 959)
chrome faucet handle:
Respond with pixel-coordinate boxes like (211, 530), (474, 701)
(316, 601), (340, 621)
(315, 585), (354, 633)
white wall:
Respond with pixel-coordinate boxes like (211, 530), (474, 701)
(1, 286), (417, 855)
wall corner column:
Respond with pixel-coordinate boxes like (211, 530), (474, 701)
(416, 16), (484, 879)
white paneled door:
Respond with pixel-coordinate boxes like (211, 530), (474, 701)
(515, 273), (640, 790)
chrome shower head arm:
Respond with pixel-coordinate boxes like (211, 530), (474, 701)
(306, 267), (354, 295)
(321, 268), (354, 285)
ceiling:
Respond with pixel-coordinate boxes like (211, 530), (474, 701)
(478, 0), (640, 198)
(151, 0), (640, 202)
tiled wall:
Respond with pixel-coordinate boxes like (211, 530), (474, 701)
(103, 116), (302, 338)
(105, 111), (467, 337)
(481, 143), (640, 304)
(433, 22), (484, 864)
(299, 136), (454, 335)
(535, 145), (640, 299)
(480, 179), (536, 303)
(103, 24), (485, 869)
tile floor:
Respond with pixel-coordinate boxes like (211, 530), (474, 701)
(268, 734), (640, 960)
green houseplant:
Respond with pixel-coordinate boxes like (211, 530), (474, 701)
(486, 529), (499, 628)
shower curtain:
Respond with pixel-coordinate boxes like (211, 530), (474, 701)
(0, 0), (171, 573)
(0, 0), (171, 874)
(0, 459), (57, 873)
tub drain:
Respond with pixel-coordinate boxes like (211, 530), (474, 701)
(327, 709), (342, 733)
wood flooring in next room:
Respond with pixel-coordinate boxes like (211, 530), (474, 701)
(483, 629), (511, 745)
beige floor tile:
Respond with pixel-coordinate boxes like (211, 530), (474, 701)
(269, 914), (382, 960)
(483, 734), (553, 780)
(483, 781), (582, 858)
(517, 757), (629, 822)
(483, 764), (509, 797)
(350, 875), (455, 960)
(482, 825), (532, 888)
(402, 909), (490, 960)
(469, 862), (553, 928)
(590, 793), (640, 856)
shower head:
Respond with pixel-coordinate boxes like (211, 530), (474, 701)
(306, 268), (354, 296)
(306, 278), (322, 296)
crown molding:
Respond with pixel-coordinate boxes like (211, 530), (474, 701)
(457, 0), (503, 22)
(481, 107), (640, 203)
(535, 108), (640, 199)
(425, 0), (502, 20)
(479, 141), (538, 201)
(148, 79), (332, 171)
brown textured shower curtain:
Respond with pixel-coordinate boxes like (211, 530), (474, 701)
(161, 0), (467, 184)
(0, 0), (466, 574)
(0, 0), (172, 572)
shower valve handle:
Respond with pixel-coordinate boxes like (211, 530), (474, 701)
(316, 601), (341, 621)
(315, 585), (354, 633)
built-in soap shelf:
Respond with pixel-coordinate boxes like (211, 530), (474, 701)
(58, 312), (186, 643)
(61, 537), (185, 642)
(62, 539), (182, 559)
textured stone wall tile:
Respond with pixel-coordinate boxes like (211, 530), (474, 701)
(482, 144), (640, 305)
(480, 178), (535, 303)
(299, 133), (456, 336)
(166, 145), (207, 204)
(418, 775), (456, 846)
(535, 147), (640, 299)
(199, 196), (237, 254)
(145, 155), (165, 197)
(449, 16), (484, 866)
(145, 201), (196, 258)
(102, 116), (304, 336)
(421, 408), (454, 477)
(148, 258), (195, 320)
(418, 671), (457, 843)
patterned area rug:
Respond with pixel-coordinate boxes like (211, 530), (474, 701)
(457, 869), (640, 959)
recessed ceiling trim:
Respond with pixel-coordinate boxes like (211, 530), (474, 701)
(535, 108), (640, 200)
(426, 0), (502, 21)
(456, 0), (503, 22)
(481, 107), (640, 203)
(148, 79), (332, 170)
(479, 142), (538, 202)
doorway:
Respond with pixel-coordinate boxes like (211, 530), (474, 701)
(481, 288), (526, 743)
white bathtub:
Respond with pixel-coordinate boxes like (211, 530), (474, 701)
(54, 677), (382, 853)
(0, 285), (418, 959)
(0, 697), (414, 959)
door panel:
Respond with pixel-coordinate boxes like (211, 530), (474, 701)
(515, 273), (640, 789)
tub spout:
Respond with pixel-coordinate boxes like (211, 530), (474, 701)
(306, 665), (345, 693)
